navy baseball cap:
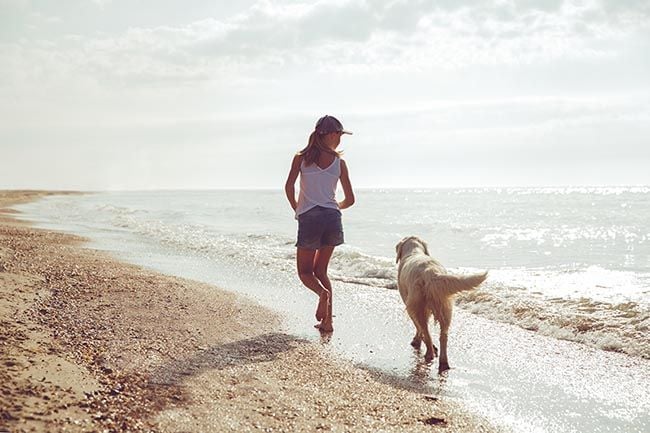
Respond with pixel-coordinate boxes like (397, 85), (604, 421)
(315, 115), (353, 135)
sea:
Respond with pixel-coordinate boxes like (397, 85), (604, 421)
(14, 188), (650, 433)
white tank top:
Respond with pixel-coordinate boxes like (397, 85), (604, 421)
(295, 156), (341, 217)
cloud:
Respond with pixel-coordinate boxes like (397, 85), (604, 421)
(1, 1), (648, 190)
(104, 1), (650, 76)
(3, 0), (648, 92)
(2, 1), (649, 128)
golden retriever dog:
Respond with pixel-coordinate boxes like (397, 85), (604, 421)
(395, 236), (487, 372)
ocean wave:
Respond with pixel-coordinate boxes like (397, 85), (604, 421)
(328, 247), (397, 288)
(456, 286), (650, 359)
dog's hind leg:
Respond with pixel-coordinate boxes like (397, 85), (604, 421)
(410, 331), (422, 349)
(438, 329), (449, 372)
(405, 308), (422, 349)
(411, 306), (437, 362)
(436, 301), (453, 372)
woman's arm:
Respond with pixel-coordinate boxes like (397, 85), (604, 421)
(338, 159), (355, 210)
(284, 154), (302, 211)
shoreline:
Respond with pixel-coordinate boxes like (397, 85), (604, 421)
(0, 190), (501, 432)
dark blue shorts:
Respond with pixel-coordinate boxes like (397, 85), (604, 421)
(296, 206), (344, 250)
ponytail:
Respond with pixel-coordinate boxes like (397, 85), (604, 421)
(298, 131), (341, 166)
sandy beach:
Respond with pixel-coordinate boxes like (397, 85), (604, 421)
(0, 190), (503, 433)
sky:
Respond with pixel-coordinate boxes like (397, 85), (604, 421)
(1, 0), (649, 190)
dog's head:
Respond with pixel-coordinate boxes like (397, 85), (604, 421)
(395, 236), (430, 263)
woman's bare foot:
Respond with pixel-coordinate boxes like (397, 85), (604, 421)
(315, 291), (329, 321)
(314, 320), (333, 333)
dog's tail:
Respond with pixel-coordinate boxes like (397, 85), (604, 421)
(429, 271), (488, 297)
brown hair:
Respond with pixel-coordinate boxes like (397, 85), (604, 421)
(297, 131), (342, 166)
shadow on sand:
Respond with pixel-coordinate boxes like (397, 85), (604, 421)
(148, 332), (308, 386)
(148, 331), (448, 402)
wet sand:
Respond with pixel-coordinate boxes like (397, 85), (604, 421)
(0, 190), (502, 432)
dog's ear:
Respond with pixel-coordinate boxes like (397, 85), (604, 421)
(395, 239), (404, 263)
(421, 239), (430, 256)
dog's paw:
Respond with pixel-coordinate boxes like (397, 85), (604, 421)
(424, 345), (438, 362)
(410, 338), (422, 349)
(438, 361), (450, 373)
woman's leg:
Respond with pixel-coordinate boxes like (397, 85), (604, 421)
(314, 246), (335, 325)
(296, 247), (330, 323)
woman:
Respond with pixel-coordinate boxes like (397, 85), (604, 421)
(284, 115), (355, 332)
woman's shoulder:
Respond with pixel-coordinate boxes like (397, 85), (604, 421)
(288, 153), (304, 172)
